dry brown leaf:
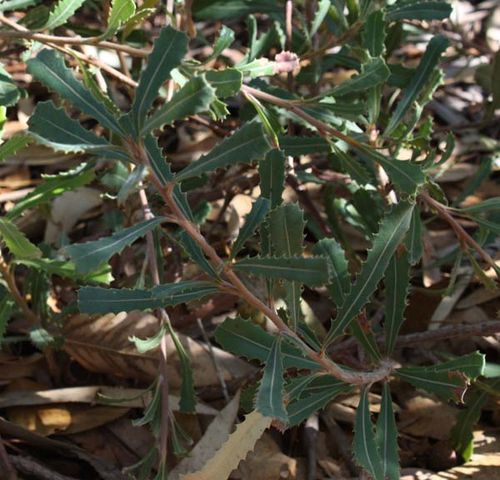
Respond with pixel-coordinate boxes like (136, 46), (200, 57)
(0, 385), (217, 415)
(399, 396), (457, 440)
(236, 432), (304, 480)
(7, 404), (129, 436)
(170, 391), (241, 479)
(63, 311), (255, 388)
(179, 411), (271, 480)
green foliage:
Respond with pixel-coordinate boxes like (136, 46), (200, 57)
(2, 3), (497, 476)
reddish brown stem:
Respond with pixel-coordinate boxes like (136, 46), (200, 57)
(420, 191), (497, 271)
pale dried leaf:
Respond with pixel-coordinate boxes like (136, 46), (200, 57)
(179, 410), (271, 480)
(170, 391), (240, 479)
(63, 312), (255, 388)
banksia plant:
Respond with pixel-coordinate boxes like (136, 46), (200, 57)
(0, 1), (499, 479)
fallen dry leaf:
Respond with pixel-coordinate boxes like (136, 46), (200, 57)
(179, 411), (272, 480)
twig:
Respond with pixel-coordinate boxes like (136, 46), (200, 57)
(331, 320), (500, 354)
(138, 186), (171, 469)
(420, 191), (498, 271)
(0, 14), (148, 57)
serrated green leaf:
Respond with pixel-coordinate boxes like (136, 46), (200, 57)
(259, 149), (285, 209)
(102, 0), (136, 39)
(386, 35), (449, 135)
(7, 164), (95, 220)
(375, 384), (400, 480)
(143, 76), (215, 134)
(176, 231), (218, 278)
(452, 378), (500, 461)
(350, 320), (382, 361)
(28, 101), (125, 159)
(0, 0), (37, 12)
(386, 0), (452, 21)
(42, 0), (85, 30)
(278, 135), (330, 156)
(405, 206), (423, 265)
(15, 257), (112, 284)
(205, 69), (242, 98)
(384, 251), (411, 354)
(269, 203), (305, 257)
(362, 11), (386, 57)
(354, 143), (425, 194)
(0, 135), (31, 163)
(287, 377), (350, 426)
(205, 25), (235, 62)
(396, 352), (485, 402)
(78, 280), (218, 313)
(310, 0), (330, 36)
(313, 238), (350, 307)
(0, 64), (20, 107)
(0, 286), (14, 343)
(235, 256), (330, 287)
(129, 26), (188, 132)
(0, 218), (41, 259)
(193, 0), (281, 21)
(66, 217), (164, 273)
(458, 198), (500, 215)
(232, 197), (270, 256)
(167, 320), (196, 412)
(255, 336), (287, 422)
(27, 50), (123, 135)
(330, 57), (390, 97)
(353, 387), (385, 480)
(332, 144), (372, 185)
(130, 323), (168, 353)
(214, 316), (321, 370)
(325, 201), (414, 345)
(176, 122), (271, 182)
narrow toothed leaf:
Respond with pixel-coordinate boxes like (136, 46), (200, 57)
(0, 218), (41, 259)
(313, 238), (350, 307)
(269, 203), (306, 329)
(386, 35), (449, 135)
(129, 26), (188, 131)
(0, 135), (32, 163)
(102, 0), (136, 39)
(325, 201), (414, 345)
(259, 149), (285, 209)
(350, 320), (382, 361)
(330, 57), (390, 97)
(175, 122), (271, 181)
(362, 11), (386, 57)
(452, 379), (500, 461)
(232, 197), (270, 256)
(384, 251), (411, 354)
(354, 143), (425, 194)
(458, 198), (500, 215)
(78, 281), (218, 313)
(214, 317), (322, 370)
(176, 231), (219, 278)
(28, 101), (125, 159)
(205, 69), (242, 98)
(206, 25), (235, 62)
(27, 50), (123, 135)
(404, 206), (424, 265)
(234, 256), (330, 287)
(386, 0), (452, 21)
(0, 64), (20, 107)
(43, 0), (85, 30)
(353, 387), (385, 480)
(7, 164), (95, 220)
(143, 75), (216, 134)
(66, 217), (165, 274)
(287, 378), (351, 426)
(255, 336), (288, 422)
(396, 352), (485, 402)
(278, 135), (330, 156)
(375, 384), (400, 480)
